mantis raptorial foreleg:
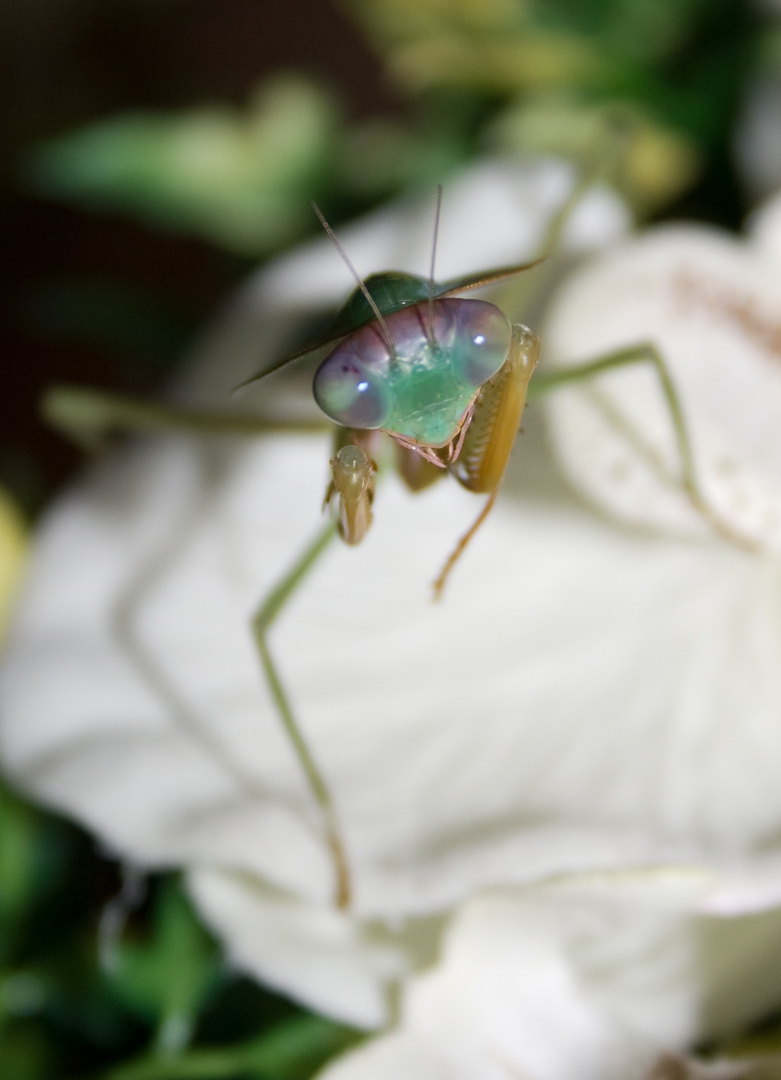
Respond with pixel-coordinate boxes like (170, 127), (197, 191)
(431, 323), (540, 598)
(528, 342), (758, 553)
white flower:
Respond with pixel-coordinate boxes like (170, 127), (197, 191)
(0, 159), (630, 1027)
(543, 214), (781, 551)
(747, 186), (781, 268)
(318, 875), (781, 1080)
(4, 155), (781, 1062)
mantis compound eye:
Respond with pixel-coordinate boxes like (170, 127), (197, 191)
(313, 353), (392, 429)
(446, 302), (513, 389)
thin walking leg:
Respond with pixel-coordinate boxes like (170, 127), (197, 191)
(250, 522), (352, 908)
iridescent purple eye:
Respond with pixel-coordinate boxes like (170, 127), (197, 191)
(313, 351), (391, 430)
(448, 302), (512, 388)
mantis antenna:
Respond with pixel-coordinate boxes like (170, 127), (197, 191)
(310, 202), (397, 360)
(426, 184), (443, 347)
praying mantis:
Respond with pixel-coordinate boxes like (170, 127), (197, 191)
(42, 184), (745, 913)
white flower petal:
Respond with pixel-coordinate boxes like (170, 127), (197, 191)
(187, 867), (403, 1028)
(747, 187), (781, 268)
(543, 224), (781, 549)
(4, 163), (781, 1029)
(4, 403), (781, 1020)
(319, 879), (781, 1080)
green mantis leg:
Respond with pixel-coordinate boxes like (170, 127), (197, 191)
(41, 385), (327, 448)
(43, 386), (352, 905)
(249, 521), (354, 910)
(529, 342), (758, 552)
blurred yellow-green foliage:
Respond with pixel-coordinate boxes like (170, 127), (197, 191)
(0, 489), (26, 647)
(342, 0), (760, 214)
(26, 76), (341, 256)
(20, 0), (770, 257)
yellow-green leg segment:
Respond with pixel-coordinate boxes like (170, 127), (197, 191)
(250, 522), (353, 909)
(529, 342), (758, 552)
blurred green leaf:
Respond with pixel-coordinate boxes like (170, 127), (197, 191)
(102, 1014), (360, 1080)
(0, 1020), (54, 1080)
(25, 76), (340, 255)
(0, 786), (47, 961)
(239, 1014), (360, 1080)
(488, 94), (701, 214)
(107, 881), (220, 1051)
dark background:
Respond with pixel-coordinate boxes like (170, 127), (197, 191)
(0, 0), (397, 507)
